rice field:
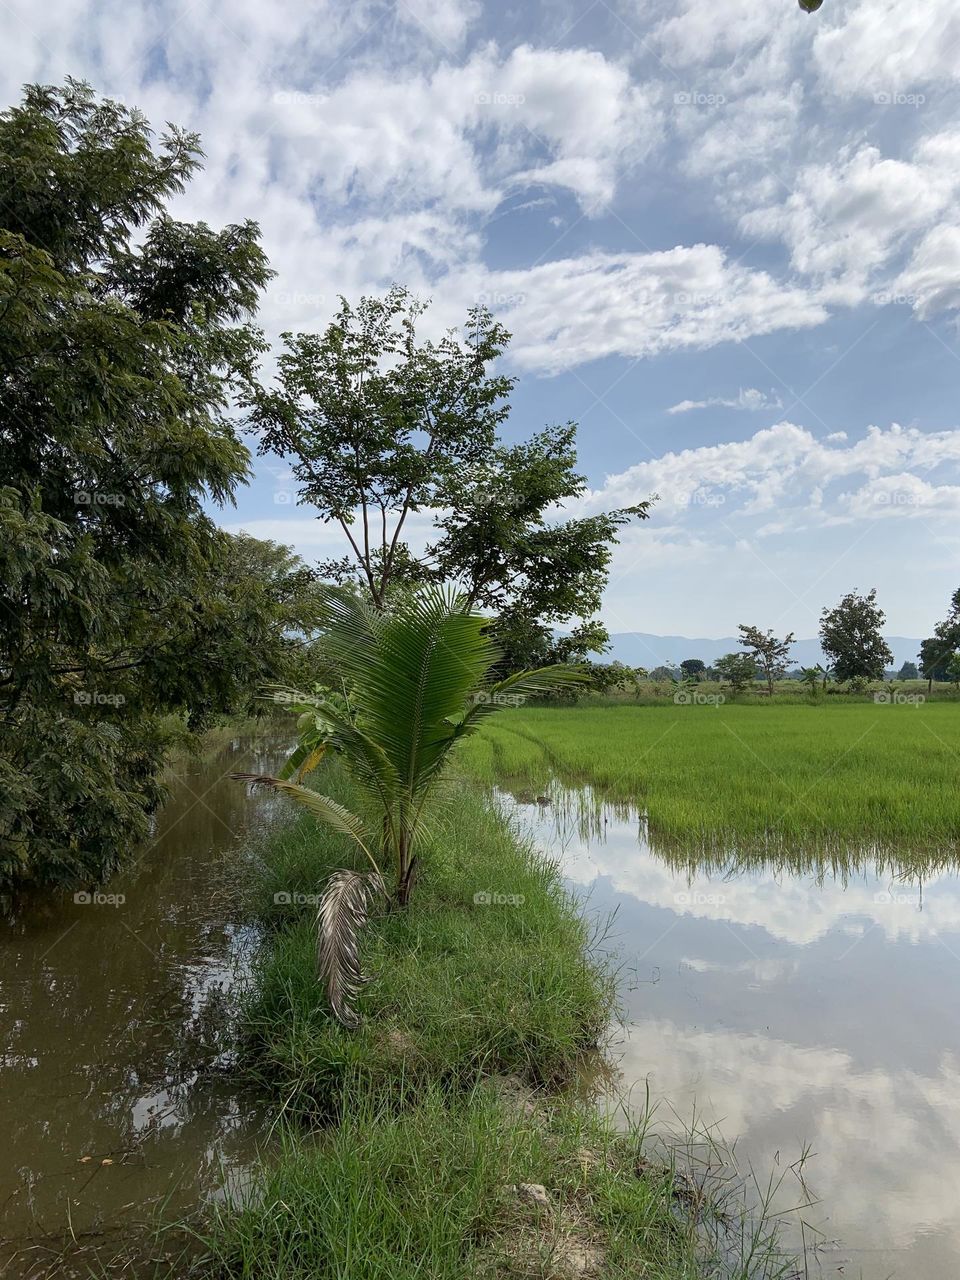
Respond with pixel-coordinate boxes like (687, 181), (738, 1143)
(458, 702), (960, 855)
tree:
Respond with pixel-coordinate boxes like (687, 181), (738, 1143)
(919, 588), (960, 691)
(947, 653), (960, 691)
(650, 665), (678, 683)
(819, 589), (893, 684)
(799, 667), (821, 696)
(243, 290), (651, 667)
(737, 625), (795, 696)
(233, 587), (582, 1026)
(680, 658), (706, 681)
(714, 652), (757, 695)
(897, 661), (919, 681)
(798, 0), (823, 11)
(0, 80), (274, 894)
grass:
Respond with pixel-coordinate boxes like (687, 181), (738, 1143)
(458, 701), (960, 855)
(239, 765), (613, 1119)
(193, 1080), (802, 1280)
(191, 761), (803, 1280)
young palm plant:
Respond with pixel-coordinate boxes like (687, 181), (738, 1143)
(233, 586), (583, 1026)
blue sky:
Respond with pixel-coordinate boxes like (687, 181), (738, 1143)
(7, 0), (960, 639)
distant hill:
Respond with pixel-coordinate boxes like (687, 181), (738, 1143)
(604, 632), (924, 671)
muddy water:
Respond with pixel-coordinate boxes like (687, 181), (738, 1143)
(502, 783), (960, 1280)
(0, 729), (293, 1278)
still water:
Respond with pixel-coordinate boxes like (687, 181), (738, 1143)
(503, 783), (960, 1280)
(0, 730), (293, 1278)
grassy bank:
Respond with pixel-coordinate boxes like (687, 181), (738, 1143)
(459, 702), (960, 852)
(194, 764), (799, 1279)
(238, 768), (612, 1118)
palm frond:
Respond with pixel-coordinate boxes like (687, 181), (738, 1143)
(457, 664), (588, 733)
(315, 868), (386, 1028)
(229, 774), (381, 873)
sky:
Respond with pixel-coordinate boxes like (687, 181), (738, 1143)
(6, 0), (960, 640)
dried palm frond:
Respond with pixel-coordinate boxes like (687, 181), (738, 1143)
(315, 868), (386, 1028)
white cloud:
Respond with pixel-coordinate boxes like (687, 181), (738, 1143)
(579, 421), (960, 524)
(813, 0), (960, 97)
(456, 245), (827, 374)
(667, 387), (783, 415)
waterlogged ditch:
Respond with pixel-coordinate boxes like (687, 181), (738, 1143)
(499, 780), (960, 1280)
(0, 729), (294, 1279)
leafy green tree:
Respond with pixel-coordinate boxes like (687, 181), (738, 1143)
(897, 661), (919, 681)
(680, 658), (706, 681)
(798, 0), (823, 11)
(800, 667), (821, 696)
(947, 653), (960, 691)
(243, 290), (650, 667)
(233, 587), (582, 1025)
(737, 625), (795, 695)
(649, 665), (677, 683)
(819, 590), (893, 684)
(714, 653), (757, 695)
(919, 589), (960, 691)
(0, 80), (274, 893)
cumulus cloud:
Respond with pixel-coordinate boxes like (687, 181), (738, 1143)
(455, 245), (827, 374)
(667, 388), (783, 415)
(578, 421), (960, 526)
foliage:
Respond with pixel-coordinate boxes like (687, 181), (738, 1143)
(947, 653), (960, 690)
(237, 767), (611, 1110)
(897, 661), (919, 681)
(819, 589), (893, 683)
(919, 587), (960, 685)
(0, 80), (281, 893)
(233, 587), (582, 1024)
(243, 289), (650, 668)
(737, 625), (795, 695)
(714, 652), (757, 694)
(680, 658), (706, 680)
(799, 667), (821, 695)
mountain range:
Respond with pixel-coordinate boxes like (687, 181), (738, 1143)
(604, 633), (923, 671)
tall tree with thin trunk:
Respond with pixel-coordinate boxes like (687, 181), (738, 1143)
(737, 626), (795, 696)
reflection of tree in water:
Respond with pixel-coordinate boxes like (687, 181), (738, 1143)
(0, 733), (291, 1272)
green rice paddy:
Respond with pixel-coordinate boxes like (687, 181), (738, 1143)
(458, 702), (960, 855)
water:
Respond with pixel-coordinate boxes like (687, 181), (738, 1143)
(501, 782), (960, 1280)
(0, 729), (293, 1278)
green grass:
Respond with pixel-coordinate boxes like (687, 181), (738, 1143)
(239, 764), (613, 1118)
(458, 701), (960, 855)
(195, 761), (802, 1280)
(193, 1080), (799, 1280)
